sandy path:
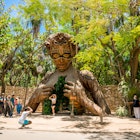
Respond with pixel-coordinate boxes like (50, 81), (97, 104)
(0, 113), (140, 140)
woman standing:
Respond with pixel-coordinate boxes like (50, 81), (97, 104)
(133, 94), (140, 119)
(49, 94), (57, 116)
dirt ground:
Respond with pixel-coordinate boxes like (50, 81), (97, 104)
(0, 113), (140, 140)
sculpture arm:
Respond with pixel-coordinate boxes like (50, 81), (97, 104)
(27, 84), (53, 112)
(27, 72), (54, 112)
(64, 80), (103, 116)
(78, 70), (111, 114)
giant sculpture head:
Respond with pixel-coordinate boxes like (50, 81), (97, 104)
(45, 33), (78, 71)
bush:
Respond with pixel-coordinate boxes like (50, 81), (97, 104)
(42, 99), (52, 115)
(127, 87), (140, 101)
(116, 106), (128, 117)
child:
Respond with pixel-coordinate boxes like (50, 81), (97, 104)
(18, 106), (33, 129)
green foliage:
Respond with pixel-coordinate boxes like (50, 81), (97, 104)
(0, 13), (12, 54)
(42, 99), (51, 115)
(19, 0), (46, 20)
(1, 0), (140, 90)
(52, 76), (69, 112)
(118, 78), (140, 102)
(127, 87), (140, 101)
(0, 0), (4, 14)
(75, 45), (103, 71)
(53, 76), (66, 95)
(118, 78), (130, 100)
(116, 106), (128, 117)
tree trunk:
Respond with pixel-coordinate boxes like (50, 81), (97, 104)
(1, 73), (6, 94)
(130, 47), (140, 85)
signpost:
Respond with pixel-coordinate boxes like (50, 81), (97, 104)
(70, 95), (76, 117)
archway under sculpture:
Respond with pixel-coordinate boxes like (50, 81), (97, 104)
(27, 33), (111, 123)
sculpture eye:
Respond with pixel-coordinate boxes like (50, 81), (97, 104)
(62, 40), (67, 44)
(54, 41), (59, 45)
(63, 53), (71, 58)
(52, 53), (60, 59)
(51, 53), (71, 59)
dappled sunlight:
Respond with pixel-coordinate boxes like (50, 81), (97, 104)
(60, 115), (110, 131)
(87, 132), (140, 140)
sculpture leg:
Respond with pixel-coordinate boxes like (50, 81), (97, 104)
(100, 114), (103, 124)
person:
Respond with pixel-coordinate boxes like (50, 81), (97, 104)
(0, 93), (4, 115)
(4, 96), (13, 117)
(18, 106), (33, 129)
(10, 95), (15, 115)
(10, 95), (15, 107)
(16, 97), (22, 115)
(133, 94), (140, 119)
(49, 94), (57, 115)
(27, 33), (111, 123)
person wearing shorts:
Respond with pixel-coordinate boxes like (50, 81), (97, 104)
(49, 94), (57, 115)
(18, 106), (33, 129)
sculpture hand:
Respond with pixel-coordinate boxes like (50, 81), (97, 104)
(32, 84), (54, 103)
(63, 80), (84, 98)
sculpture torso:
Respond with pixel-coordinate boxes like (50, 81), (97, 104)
(41, 65), (79, 87)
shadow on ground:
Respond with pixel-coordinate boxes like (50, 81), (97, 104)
(86, 132), (140, 140)
(60, 115), (110, 131)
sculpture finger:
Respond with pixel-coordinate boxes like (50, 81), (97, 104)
(38, 84), (46, 88)
(66, 81), (75, 86)
(76, 80), (82, 87)
(42, 86), (53, 90)
(42, 87), (53, 92)
(63, 93), (71, 98)
(63, 89), (72, 93)
(64, 85), (75, 92)
(40, 92), (48, 96)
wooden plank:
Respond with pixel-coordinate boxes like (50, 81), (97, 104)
(70, 96), (76, 100)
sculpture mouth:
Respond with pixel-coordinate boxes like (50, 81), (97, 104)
(58, 67), (66, 70)
(57, 65), (68, 71)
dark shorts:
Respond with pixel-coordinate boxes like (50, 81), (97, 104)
(51, 104), (56, 106)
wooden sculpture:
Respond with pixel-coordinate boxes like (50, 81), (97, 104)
(27, 33), (111, 122)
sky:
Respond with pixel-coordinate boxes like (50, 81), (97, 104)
(4, 0), (22, 10)
(3, 0), (45, 33)
(4, 0), (24, 17)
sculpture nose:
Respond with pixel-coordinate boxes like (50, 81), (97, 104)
(59, 57), (64, 62)
(59, 46), (64, 55)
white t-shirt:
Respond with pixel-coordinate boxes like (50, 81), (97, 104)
(51, 98), (56, 104)
(0, 97), (3, 102)
(18, 111), (30, 124)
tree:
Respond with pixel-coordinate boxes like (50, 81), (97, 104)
(73, 0), (140, 85)
(1, 0), (140, 92)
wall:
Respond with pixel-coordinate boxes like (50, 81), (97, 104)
(0, 85), (124, 113)
(0, 86), (42, 112)
(101, 85), (124, 112)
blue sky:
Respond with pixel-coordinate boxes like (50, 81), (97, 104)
(4, 0), (23, 16)
(4, 0), (45, 33)
(4, 0), (22, 9)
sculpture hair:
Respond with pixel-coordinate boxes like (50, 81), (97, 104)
(44, 32), (79, 57)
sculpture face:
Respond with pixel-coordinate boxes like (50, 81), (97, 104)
(45, 33), (78, 72)
(51, 45), (72, 71)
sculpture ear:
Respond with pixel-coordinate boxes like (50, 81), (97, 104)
(70, 43), (79, 56)
(44, 41), (51, 50)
